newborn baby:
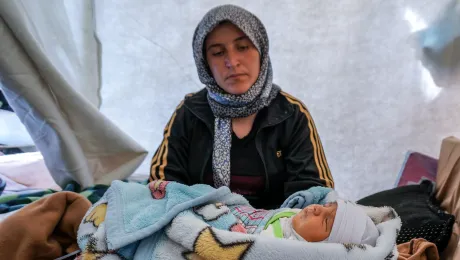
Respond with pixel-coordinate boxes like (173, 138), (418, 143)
(261, 199), (380, 246)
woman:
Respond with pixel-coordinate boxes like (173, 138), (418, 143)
(150, 5), (333, 209)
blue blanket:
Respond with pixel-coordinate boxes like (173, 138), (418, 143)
(77, 180), (401, 259)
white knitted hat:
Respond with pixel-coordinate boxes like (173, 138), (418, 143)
(326, 199), (380, 246)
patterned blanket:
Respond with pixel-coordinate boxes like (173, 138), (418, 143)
(0, 180), (147, 214)
(77, 180), (401, 260)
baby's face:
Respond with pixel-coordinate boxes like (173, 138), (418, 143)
(292, 202), (338, 242)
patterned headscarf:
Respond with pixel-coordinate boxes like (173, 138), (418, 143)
(192, 5), (280, 187)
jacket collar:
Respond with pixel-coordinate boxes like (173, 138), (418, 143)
(184, 88), (294, 131)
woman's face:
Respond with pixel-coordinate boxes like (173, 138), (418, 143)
(205, 22), (260, 95)
(292, 202), (338, 242)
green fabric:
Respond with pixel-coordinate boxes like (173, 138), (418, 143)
(272, 219), (283, 238)
(0, 194), (19, 204)
(264, 211), (297, 229)
(263, 210), (298, 238)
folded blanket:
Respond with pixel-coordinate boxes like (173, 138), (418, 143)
(0, 191), (91, 259)
(78, 180), (401, 260)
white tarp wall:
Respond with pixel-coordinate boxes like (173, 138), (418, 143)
(95, 0), (460, 200)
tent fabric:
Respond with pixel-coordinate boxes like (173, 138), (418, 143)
(0, 109), (35, 148)
(0, 0), (147, 188)
(0, 0), (460, 201)
(94, 0), (460, 200)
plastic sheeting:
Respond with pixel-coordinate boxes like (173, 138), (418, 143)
(0, 0), (147, 188)
(412, 0), (460, 87)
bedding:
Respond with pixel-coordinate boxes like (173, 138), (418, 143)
(0, 182), (104, 213)
(0, 191), (91, 260)
(0, 210), (16, 222)
(0, 152), (61, 190)
(0, 179), (147, 214)
(0, 173), (29, 195)
(77, 180), (401, 260)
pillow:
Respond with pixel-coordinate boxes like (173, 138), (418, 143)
(357, 180), (455, 253)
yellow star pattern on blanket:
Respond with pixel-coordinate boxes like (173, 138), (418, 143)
(81, 252), (106, 260)
(84, 203), (107, 228)
(184, 227), (252, 260)
(80, 251), (122, 260)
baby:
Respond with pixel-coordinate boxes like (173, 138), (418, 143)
(261, 199), (380, 246)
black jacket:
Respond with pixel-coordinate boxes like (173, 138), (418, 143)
(150, 88), (334, 208)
